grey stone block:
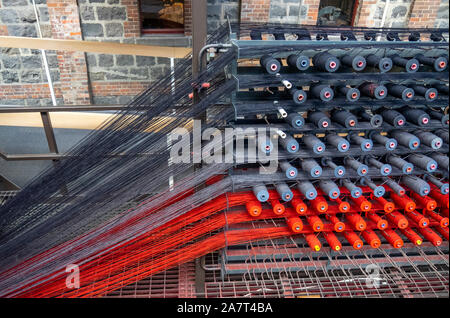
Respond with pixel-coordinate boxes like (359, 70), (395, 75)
(40, 24), (52, 38)
(26, 98), (42, 106)
(89, 71), (105, 81)
(437, 20), (449, 28)
(2, 56), (21, 69)
(81, 23), (104, 37)
(300, 5), (307, 18)
(118, 95), (133, 104)
(207, 21), (219, 34)
(150, 65), (170, 81)
(7, 25), (37, 37)
(437, 6), (449, 19)
(374, 6), (384, 20)
(135, 36), (190, 47)
(115, 54), (134, 66)
(20, 70), (41, 83)
(2, 99), (23, 105)
(30, 0), (47, 4)
(104, 68), (129, 80)
(223, 4), (238, 20)
(107, 0), (120, 4)
(136, 56), (156, 67)
(39, 6), (49, 22)
(129, 67), (149, 79)
(86, 53), (97, 67)
(19, 8), (37, 23)
(1, 47), (20, 55)
(391, 6), (407, 18)
(156, 57), (170, 65)
(105, 22), (124, 37)
(2, 0), (28, 6)
(0, 9), (20, 23)
(90, 0), (106, 3)
(391, 21), (407, 28)
(98, 54), (114, 67)
(208, 5), (222, 19)
(1, 70), (19, 83)
(50, 70), (60, 82)
(270, 5), (287, 18)
(289, 5), (299, 17)
(97, 7), (126, 21)
(22, 55), (42, 69)
(80, 6), (95, 21)
(93, 96), (120, 105)
(46, 54), (59, 68)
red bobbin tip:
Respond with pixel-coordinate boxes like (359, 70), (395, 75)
(334, 222), (346, 232)
(384, 202), (395, 213)
(393, 239), (404, 248)
(353, 240), (363, 250)
(398, 218), (409, 229)
(377, 219), (388, 230)
(370, 238), (381, 249)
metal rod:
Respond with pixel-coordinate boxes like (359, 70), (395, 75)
(32, 0), (57, 106)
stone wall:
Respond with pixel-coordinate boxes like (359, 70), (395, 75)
(268, 0), (318, 25)
(269, 0), (303, 24)
(356, 0), (415, 27)
(435, 0), (449, 27)
(0, 0), (449, 106)
(0, 0), (61, 106)
(207, 0), (239, 32)
(77, 0), (180, 105)
(376, 0), (414, 28)
(0, 0), (187, 106)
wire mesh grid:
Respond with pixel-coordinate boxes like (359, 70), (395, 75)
(205, 233), (449, 298)
(2, 190), (448, 298)
(104, 262), (197, 298)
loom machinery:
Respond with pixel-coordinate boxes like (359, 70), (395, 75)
(0, 24), (449, 298)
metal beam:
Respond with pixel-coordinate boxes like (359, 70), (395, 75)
(0, 175), (21, 190)
(0, 151), (63, 161)
(191, 0), (208, 298)
(191, 0), (207, 76)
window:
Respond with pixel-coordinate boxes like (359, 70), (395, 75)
(317, 0), (358, 26)
(141, 0), (184, 34)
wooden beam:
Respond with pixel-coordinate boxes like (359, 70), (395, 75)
(0, 36), (191, 58)
(0, 112), (191, 131)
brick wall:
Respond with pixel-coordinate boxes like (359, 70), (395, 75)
(357, 0), (415, 28)
(241, 0), (271, 22)
(409, 0), (441, 27)
(184, 0), (191, 34)
(47, 0), (91, 105)
(0, 0), (62, 106)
